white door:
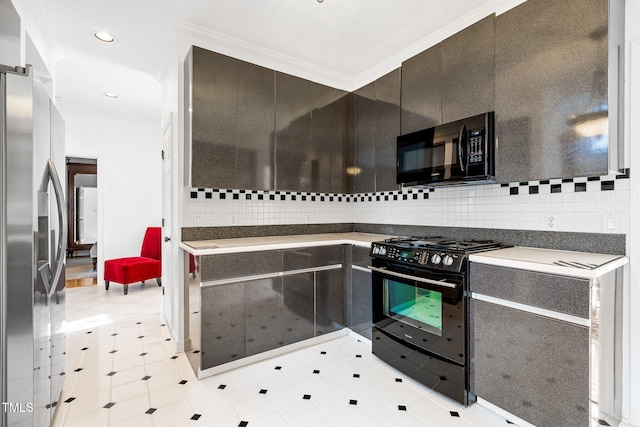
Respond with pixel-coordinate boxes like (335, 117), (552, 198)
(161, 114), (173, 326)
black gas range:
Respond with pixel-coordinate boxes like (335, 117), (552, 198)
(370, 236), (505, 272)
(369, 236), (507, 404)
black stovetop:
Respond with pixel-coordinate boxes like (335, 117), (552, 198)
(382, 236), (504, 253)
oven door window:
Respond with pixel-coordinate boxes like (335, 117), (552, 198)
(383, 278), (443, 336)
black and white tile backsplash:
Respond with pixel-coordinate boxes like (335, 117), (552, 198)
(184, 170), (630, 234)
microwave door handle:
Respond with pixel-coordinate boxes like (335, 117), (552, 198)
(458, 124), (466, 173)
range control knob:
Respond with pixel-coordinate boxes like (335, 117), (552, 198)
(443, 255), (454, 267)
(431, 254), (442, 265)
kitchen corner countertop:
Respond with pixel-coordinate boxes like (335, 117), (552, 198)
(179, 232), (393, 256)
(469, 246), (629, 279)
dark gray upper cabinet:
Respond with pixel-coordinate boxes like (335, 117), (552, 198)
(191, 47), (274, 190)
(401, 44), (442, 134)
(495, 0), (609, 183)
(349, 70), (401, 193)
(375, 69), (401, 192)
(275, 72), (314, 191)
(275, 72), (346, 193)
(441, 15), (495, 124)
(351, 83), (377, 193)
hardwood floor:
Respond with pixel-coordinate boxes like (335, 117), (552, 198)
(65, 256), (97, 288)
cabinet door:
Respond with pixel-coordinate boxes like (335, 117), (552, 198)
(375, 69), (401, 192)
(316, 269), (345, 336)
(352, 83), (377, 193)
(283, 245), (342, 271)
(191, 47), (238, 189)
(401, 44), (442, 134)
(245, 278), (283, 356)
(200, 283), (246, 369)
(191, 47), (276, 190)
(349, 268), (372, 339)
(441, 15), (495, 123)
(312, 90), (347, 193)
(200, 251), (283, 282)
(470, 299), (589, 427)
(282, 273), (315, 344)
(495, 0), (608, 182)
(276, 73), (345, 193)
(235, 60), (275, 190)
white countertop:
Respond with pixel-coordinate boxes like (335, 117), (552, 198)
(469, 246), (629, 279)
(179, 232), (393, 256)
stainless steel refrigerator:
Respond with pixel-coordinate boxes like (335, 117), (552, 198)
(1, 0), (67, 426)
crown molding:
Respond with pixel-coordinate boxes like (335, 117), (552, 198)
(157, 0), (527, 91)
(160, 19), (355, 90)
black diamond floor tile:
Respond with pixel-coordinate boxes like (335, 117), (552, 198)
(191, 414), (201, 420)
(104, 402), (115, 409)
(142, 376), (151, 380)
(303, 394), (311, 400)
(349, 399), (357, 405)
(450, 411), (460, 417)
(218, 384), (227, 389)
(64, 398), (76, 403)
(398, 405), (407, 411)
(259, 389), (267, 394)
(146, 408), (156, 414)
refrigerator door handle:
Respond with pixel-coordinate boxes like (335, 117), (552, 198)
(39, 159), (67, 297)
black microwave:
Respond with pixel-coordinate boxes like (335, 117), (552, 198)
(397, 112), (495, 186)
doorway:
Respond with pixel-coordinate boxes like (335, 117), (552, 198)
(66, 157), (97, 287)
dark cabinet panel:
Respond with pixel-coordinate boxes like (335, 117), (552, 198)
(245, 278), (283, 356)
(352, 246), (372, 268)
(471, 299), (589, 427)
(283, 245), (342, 271)
(441, 15), (495, 123)
(200, 251), (282, 282)
(235, 61), (276, 190)
(191, 47), (275, 190)
(275, 72), (314, 192)
(349, 268), (372, 339)
(191, 47), (239, 189)
(201, 283), (246, 369)
(313, 93), (347, 193)
(316, 269), (345, 336)
(282, 273), (315, 344)
(470, 263), (589, 318)
(401, 44), (442, 134)
(352, 83), (377, 193)
(276, 73), (346, 193)
(375, 69), (401, 192)
(495, 0), (609, 182)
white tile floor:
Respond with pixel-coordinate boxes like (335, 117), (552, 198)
(53, 283), (516, 427)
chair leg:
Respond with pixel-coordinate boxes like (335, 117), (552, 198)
(105, 281), (110, 290)
(156, 277), (162, 286)
(124, 284), (128, 295)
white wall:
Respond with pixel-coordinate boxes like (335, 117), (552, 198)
(64, 108), (162, 286)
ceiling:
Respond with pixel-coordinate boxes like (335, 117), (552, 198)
(12, 0), (522, 122)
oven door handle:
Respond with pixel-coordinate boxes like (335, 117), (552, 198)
(367, 266), (457, 289)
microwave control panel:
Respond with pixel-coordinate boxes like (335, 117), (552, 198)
(468, 128), (485, 164)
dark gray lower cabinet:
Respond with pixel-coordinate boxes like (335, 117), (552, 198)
(316, 269), (345, 336)
(349, 268), (372, 339)
(283, 273), (315, 345)
(245, 278), (283, 357)
(470, 299), (589, 427)
(201, 283), (246, 369)
(200, 262), (345, 370)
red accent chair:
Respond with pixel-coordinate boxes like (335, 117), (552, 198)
(104, 227), (162, 295)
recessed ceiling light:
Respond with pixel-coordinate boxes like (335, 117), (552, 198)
(104, 92), (118, 99)
(94, 32), (115, 43)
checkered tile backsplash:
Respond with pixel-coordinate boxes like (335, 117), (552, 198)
(183, 170), (630, 234)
